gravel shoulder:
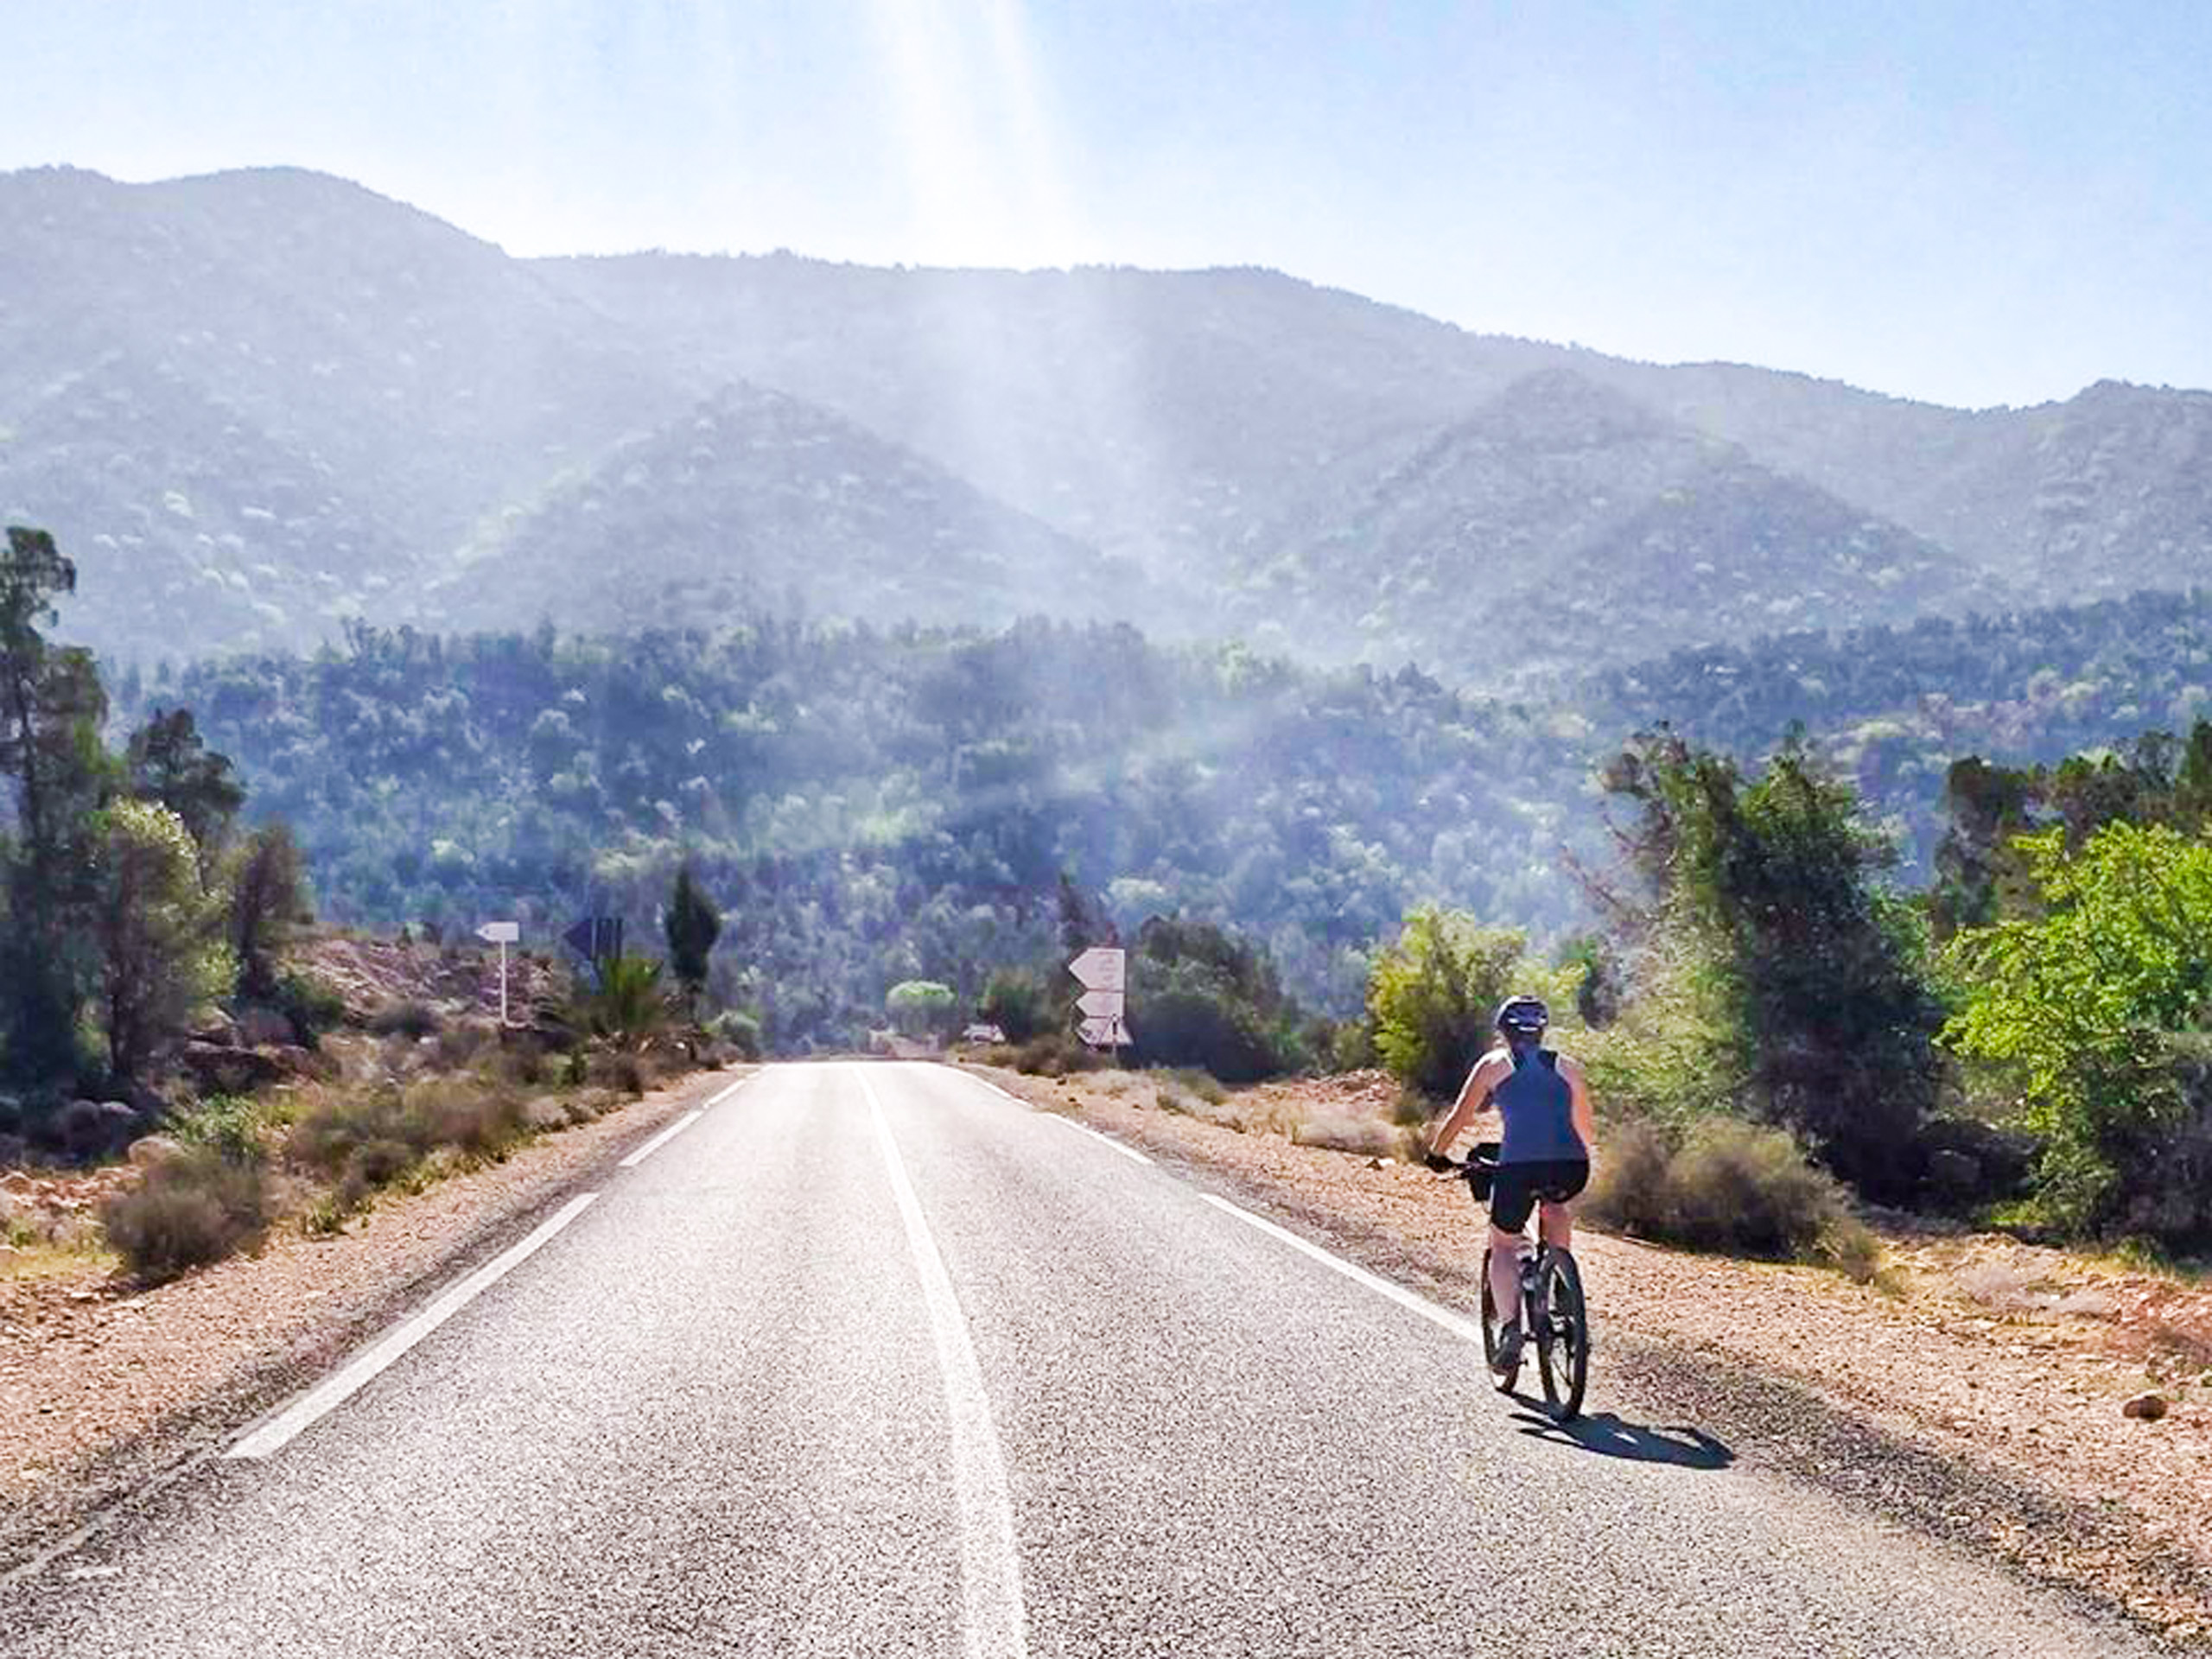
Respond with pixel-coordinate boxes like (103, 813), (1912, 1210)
(991, 1064), (2212, 1649)
(0, 1066), (746, 1573)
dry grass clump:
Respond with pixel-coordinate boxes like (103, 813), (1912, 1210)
(1586, 1117), (1881, 1281)
(1291, 1114), (1408, 1160)
(101, 1147), (270, 1284)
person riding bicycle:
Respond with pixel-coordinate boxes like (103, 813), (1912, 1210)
(1423, 995), (1596, 1371)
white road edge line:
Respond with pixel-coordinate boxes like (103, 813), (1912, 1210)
(1046, 1114), (1153, 1165)
(1200, 1194), (1482, 1346)
(619, 1109), (704, 1168)
(702, 1073), (754, 1108)
(858, 1069), (1030, 1659)
(226, 1192), (601, 1461)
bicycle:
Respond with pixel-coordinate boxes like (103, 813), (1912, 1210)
(1439, 1144), (1591, 1421)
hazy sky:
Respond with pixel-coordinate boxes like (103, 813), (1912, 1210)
(8, 1), (2208, 409)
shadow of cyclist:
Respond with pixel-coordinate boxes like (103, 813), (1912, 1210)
(1509, 1408), (1734, 1470)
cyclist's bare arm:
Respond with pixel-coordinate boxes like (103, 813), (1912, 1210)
(1426, 1049), (1508, 1159)
(1560, 1054), (1597, 1158)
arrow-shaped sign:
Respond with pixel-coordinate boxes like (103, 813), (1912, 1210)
(476, 921), (519, 944)
(1068, 946), (1125, 992)
(1077, 988), (1125, 1019)
(1077, 1015), (1133, 1048)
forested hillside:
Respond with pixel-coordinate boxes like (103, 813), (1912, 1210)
(154, 620), (1595, 1046)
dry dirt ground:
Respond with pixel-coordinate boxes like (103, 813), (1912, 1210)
(0, 1072), (720, 1568)
(995, 1065), (2212, 1648)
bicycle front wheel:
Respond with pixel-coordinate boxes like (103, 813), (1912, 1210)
(1478, 1248), (1518, 1393)
(1535, 1249), (1589, 1421)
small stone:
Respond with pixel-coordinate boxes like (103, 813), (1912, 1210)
(1365, 1155), (1396, 1169)
(2122, 1391), (2169, 1421)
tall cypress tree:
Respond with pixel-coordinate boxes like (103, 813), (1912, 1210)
(664, 862), (722, 1016)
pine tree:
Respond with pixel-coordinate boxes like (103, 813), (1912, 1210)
(664, 862), (721, 1016)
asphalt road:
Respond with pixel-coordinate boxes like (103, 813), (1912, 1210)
(0, 1063), (2162, 1656)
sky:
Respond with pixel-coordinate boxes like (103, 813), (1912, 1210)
(6, 0), (2209, 410)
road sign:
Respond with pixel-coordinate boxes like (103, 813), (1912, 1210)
(1078, 1015), (1132, 1048)
(1068, 946), (1125, 992)
(476, 921), (520, 1025)
(563, 916), (622, 963)
(1076, 988), (1125, 1020)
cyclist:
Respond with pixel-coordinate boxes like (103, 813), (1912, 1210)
(1424, 995), (1596, 1370)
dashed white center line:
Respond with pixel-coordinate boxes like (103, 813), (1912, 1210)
(1200, 1193), (1482, 1345)
(857, 1068), (1030, 1659)
(226, 1192), (601, 1460)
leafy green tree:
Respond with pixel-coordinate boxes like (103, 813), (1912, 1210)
(0, 528), (111, 1086)
(978, 968), (1051, 1041)
(664, 862), (722, 1016)
(1946, 822), (2212, 1234)
(95, 800), (235, 1087)
(887, 980), (957, 1039)
(1128, 915), (1312, 1083)
(1605, 730), (1943, 1201)
(1366, 907), (1525, 1098)
(126, 708), (245, 874)
(227, 823), (313, 1001)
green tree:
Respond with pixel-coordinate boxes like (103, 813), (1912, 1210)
(664, 862), (722, 1015)
(1128, 915), (1309, 1083)
(887, 980), (957, 1039)
(1606, 730), (1943, 1202)
(1366, 908), (1526, 1098)
(227, 822), (313, 1002)
(126, 708), (245, 874)
(95, 800), (235, 1087)
(0, 527), (111, 1086)
(1946, 822), (2212, 1234)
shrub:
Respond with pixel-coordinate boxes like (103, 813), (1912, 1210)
(173, 1094), (267, 1164)
(410, 1077), (527, 1160)
(102, 1146), (269, 1282)
(709, 1008), (762, 1061)
(1585, 1117), (1877, 1279)
(1366, 909), (1526, 1099)
(1292, 1115), (1405, 1159)
(367, 999), (439, 1039)
(1012, 1033), (1099, 1077)
(273, 969), (346, 1048)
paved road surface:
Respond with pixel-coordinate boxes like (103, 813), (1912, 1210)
(0, 1063), (2158, 1656)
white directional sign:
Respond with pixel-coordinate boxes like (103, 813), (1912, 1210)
(475, 921), (521, 1025)
(1068, 946), (1126, 992)
(1069, 947), (1131, 1051)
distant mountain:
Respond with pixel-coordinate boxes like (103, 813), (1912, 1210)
(3, 164), (2209, 681)
(1227, 370), (1987, 672)
(429, 382), (1144, 634)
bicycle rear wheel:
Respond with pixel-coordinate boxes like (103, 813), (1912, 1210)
(1535, 1249), (1589, 1421)
(1478, 1248), (1519, 1392)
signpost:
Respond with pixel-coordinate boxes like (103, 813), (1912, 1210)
(1068, 946), (1131, 1059)
(476, 920), (520, 1025)
(562, 916), (623, 987)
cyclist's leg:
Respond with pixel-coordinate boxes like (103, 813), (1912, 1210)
(1535, 1159), (1592, 1253)
(1487, 1223), (1526, 1319)
(1537, 1198), (1573, 1253)
(1487, 1166), (1537, 1328)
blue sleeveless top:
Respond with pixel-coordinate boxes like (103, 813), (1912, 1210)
(1495, 1047), (1583, 1164)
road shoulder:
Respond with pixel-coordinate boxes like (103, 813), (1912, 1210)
(0, 1066), (747, 1573)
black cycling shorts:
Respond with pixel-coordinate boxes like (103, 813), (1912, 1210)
(1487, 1158), (1589, 1234)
